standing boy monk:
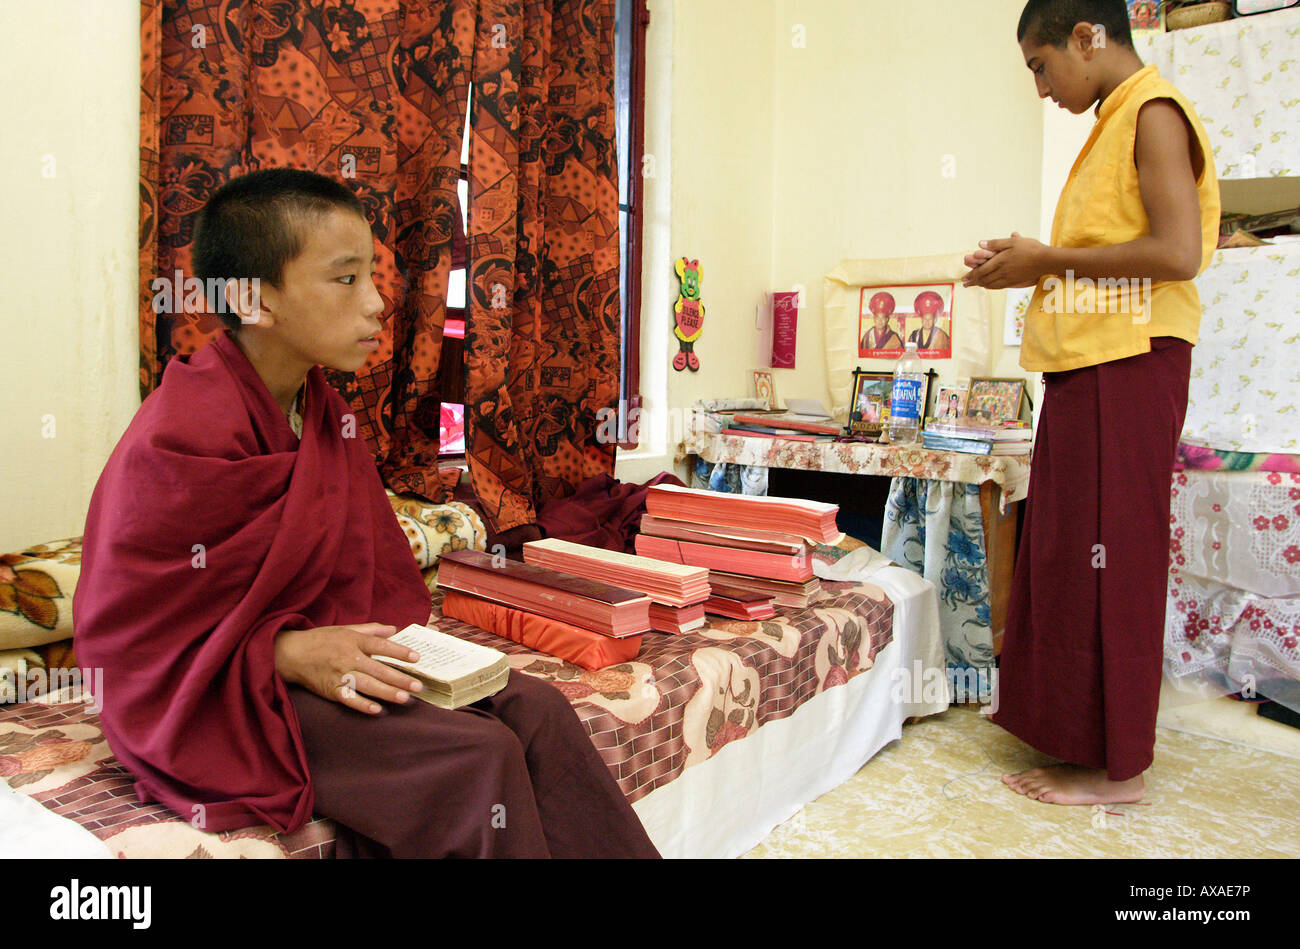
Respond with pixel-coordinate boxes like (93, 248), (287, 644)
(74, 169), (660, 857)
(962, 0), (1219, 805)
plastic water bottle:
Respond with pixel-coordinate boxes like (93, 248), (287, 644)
(888, 341), (925, 445)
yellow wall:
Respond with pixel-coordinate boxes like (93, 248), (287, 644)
(616, 0), (1045, 484)
(0, 0), (1047, 546)
(0, 1), (141, 551)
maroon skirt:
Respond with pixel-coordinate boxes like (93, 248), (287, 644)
(991, 337), (1191, 781)
(291, 671), (661, 858)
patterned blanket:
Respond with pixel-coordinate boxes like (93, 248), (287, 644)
(0, 571), (893, 858)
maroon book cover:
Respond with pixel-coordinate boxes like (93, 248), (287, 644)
(438, 549), (650, 604)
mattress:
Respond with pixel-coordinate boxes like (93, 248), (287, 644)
(0, 545), (945, 858)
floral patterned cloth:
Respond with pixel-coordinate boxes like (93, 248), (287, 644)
(387, 491), (486, 570)
(0, 550), (894, 857)
(0, 540), (81, 651)
(882, 479), (993, 672)
(1178, 441), (1300, 474)
(690, 458), (769, 496)
(1165, 469), (1300, 713)
(1134, 10), (1300, 180)
(1180, 244), (1300, 455)
(681, 433), (1030, 511)
(0, 497), (481, 660)
(463, 0), (622, 533)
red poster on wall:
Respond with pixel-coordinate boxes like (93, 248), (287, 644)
(771, 291), (798, 368)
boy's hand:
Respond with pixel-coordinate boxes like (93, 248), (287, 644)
(274, 623), (424, 714)
(962, 233), (1049, 289)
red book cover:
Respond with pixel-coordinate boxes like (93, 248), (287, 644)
(648, 601), (707, 635)
(731, 414), (840, 435)
(437, 550), (651, 637)
(709, 571), (821, 608)
(704, 596), (777, 621)
(640, 514), (808, 551)
(635, 534), (814, 582)
(644, 484), (843, 546)
(441, 590), (642, 670)
(722, 427), (819, 443)
(522, 538), (710, 608)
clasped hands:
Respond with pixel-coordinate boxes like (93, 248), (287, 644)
(275, 623), (425, 714)
(961, 232), (1048, 290)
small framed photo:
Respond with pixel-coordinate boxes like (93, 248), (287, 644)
(966, 377), (1026, 425)
(849, 370), (894, 436)
(753, 370), (776, 410)
(930, 385), (968, 424)
(1004, 287), (1033, 347)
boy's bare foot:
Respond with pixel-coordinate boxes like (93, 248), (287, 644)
(1002, 764), (1145, 805)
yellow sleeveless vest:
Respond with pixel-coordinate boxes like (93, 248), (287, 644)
(1020, 65), (1220, 373)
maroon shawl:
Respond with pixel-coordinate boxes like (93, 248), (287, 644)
(74, 333), (431, 833)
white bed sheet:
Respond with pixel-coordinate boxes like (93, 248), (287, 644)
(0, 778), (113, 859)
(632, 562), (946, 859)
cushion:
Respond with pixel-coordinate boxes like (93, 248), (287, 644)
(0, 539), (80, 651)
(440, 590), (643, 671)
(386, 492), (487, 569)
(0, 498), (485, 653)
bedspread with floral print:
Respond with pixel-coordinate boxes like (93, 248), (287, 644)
(0, 569), (893, 857)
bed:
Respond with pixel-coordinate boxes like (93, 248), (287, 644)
(0, 510), (945, 859)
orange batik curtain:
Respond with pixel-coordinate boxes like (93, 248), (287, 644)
(138, 0), (620, 524)
(464, 0), (621, 533)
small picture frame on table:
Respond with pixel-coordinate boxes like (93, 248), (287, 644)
(966, 377), (1026, 425)
(753, 370), (777, 410)
(930, 385), (968, 425)
(849, 370), (897, 437)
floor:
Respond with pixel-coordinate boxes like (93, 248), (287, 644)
(743, 685), (1300, 858)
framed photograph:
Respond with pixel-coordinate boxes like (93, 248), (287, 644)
(930, 385), (968, 424)
(848, 370), (894, 436)
(823, 254), (993, 424)
(966, 377), (1026, 425)
(858, 283), (954, 360)
(753, 370), (776, 410)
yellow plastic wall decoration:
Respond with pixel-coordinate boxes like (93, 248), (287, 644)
(673, 257), (704, 372)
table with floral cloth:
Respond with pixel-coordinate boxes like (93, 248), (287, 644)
(1166, 468), (1300, 713)
(681, 432), (1031, 673)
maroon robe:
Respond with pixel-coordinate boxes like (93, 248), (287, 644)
(991, 337), (1191, 780)
(74, 333), (659, 856)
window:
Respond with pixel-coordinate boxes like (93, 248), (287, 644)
(438, 0), (648, 454)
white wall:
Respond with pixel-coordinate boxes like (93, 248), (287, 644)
(617, 0), (1046, 484)
(0, 0), (141, 551)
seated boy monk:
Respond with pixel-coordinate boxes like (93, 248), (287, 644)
(74, 169), (660, 858)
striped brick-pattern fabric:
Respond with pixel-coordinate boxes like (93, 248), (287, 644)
(0, 698), (337, 858)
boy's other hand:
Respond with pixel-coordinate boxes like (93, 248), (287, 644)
(962, 233), (1048, 289)
(274, 623), (424, 714)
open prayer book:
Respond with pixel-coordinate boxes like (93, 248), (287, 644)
(375, 624), (510, 709)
